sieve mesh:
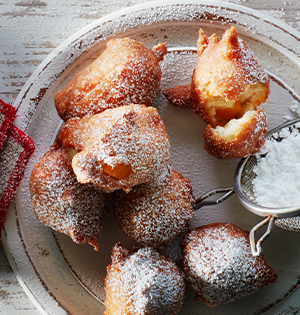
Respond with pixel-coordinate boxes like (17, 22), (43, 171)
(275, 217), (300, 232)
(239, 155), (258, 204)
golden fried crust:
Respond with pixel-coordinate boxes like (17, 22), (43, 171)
(57, 104), (171, 193)
(29, 144), (105, 250)
(55, 38), (167, 121)
(162, 84), (193, 108)
(191, 26), (270, 128)
(203, 109), (268, 159)
(104, 244), (185, 315)
(113, 170), (194, 248)
(180, 223), (278, 307)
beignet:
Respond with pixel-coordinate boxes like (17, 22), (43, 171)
(162, 84), (193, 109)
(191, 26), (270, 128)
(180, 223), (278, 307)
(29, 144), (105, 250)
(55, 37), (167, 121)
(113, 170), (194, 248)
(57, 104), (171, 193)
(104, 244), (185, 315)
(203, 109), (268, 159)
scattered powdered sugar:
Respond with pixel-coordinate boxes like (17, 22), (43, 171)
(105, 245), (185, 315)
(289, 100), (300, 117)
(181, 223), (277, 307)
(252, 124), (300, 208)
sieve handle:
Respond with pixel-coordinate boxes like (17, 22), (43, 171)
(192, 187), (235, 210)
(249, 216), (275, 257)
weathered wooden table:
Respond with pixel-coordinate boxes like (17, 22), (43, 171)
(1, 0), (300, 313)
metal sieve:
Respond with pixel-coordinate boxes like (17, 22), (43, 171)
(193, 117), (300, 257)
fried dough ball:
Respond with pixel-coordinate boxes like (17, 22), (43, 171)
(29, 144), (105, 250)
(203, 109), (268, 159)
(163, 27), (269, 159)
(180, 223), (278, 307)
(55, 37), (167, 121)
(113, 170), (194, 248)
(57, 104), (171, 193)
(191, 26), (270, 128)
(104, 244), (185, 315)
(162, 84), (193, 109)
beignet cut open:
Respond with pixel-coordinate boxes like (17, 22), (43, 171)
(163, 26), (270, 159)
(180, 223), (278, 307)
(191, 26), (270, 128)
(104, 244), (185, 315)
(57, 104), (171, 193)
(29, 144), (105, 250)
(55, 37), (167, 121)
(113, 170), (194, 248)
(203, 109), (268, 159)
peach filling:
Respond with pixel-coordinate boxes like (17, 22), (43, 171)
(102, 162), (132, 180)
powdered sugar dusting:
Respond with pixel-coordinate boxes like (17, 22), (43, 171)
(181, 223), (277, 307)
(252, 124), (300, 208)
(58, 104), (171, 193)
(235, 37), (269, 86)
(104, 245), (185, 315)
(29, 145), (105, 250)
(55, 38), (164, 121)
(113, 170), (194, 248)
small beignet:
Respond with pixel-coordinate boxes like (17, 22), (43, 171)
(113, 170), (194, 248)
(57, 104), (171, 193)
(191, 26), (270, 128)
(203, 109), (268, 159)
(55, 37), (167, 121)
(180, 223), (278, 307)
(162, 84), (193, 108)
(104, 244), (185, 315)
(29, 144), (105, 250)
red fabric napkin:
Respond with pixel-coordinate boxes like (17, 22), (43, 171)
(0, 99), (17, 148)
(0, 100), (35, 237)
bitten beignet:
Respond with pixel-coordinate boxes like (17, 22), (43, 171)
(57, 104), (171, 193)
(163, 27), (269, 159)
(203, 109), (268, 159)
(29, 144), (105, 250)
(55, 37), (167, 121)
(113, 170), (194, 248)
(104, 244), (185, 315)
(191, 26), (270, 128)
(180, 223), (277, 307)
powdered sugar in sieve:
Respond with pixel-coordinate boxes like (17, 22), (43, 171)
(251, 119), (300, 232)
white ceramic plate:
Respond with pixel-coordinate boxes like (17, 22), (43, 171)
(3, 1), (300, 314)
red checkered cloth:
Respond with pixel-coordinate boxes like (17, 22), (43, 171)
(0, 100), (35, 239)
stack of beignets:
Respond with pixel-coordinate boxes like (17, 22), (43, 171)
(180, 223), (278, 307)
(113, 170), (194, 248)
(55, 37), (167, 121)
(163, 26), (269, 159)
(104, 243), (185, 315)
(30, 35), (170, 250)
(29, 143), (105, 250)
(57, 104), (171, 193)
